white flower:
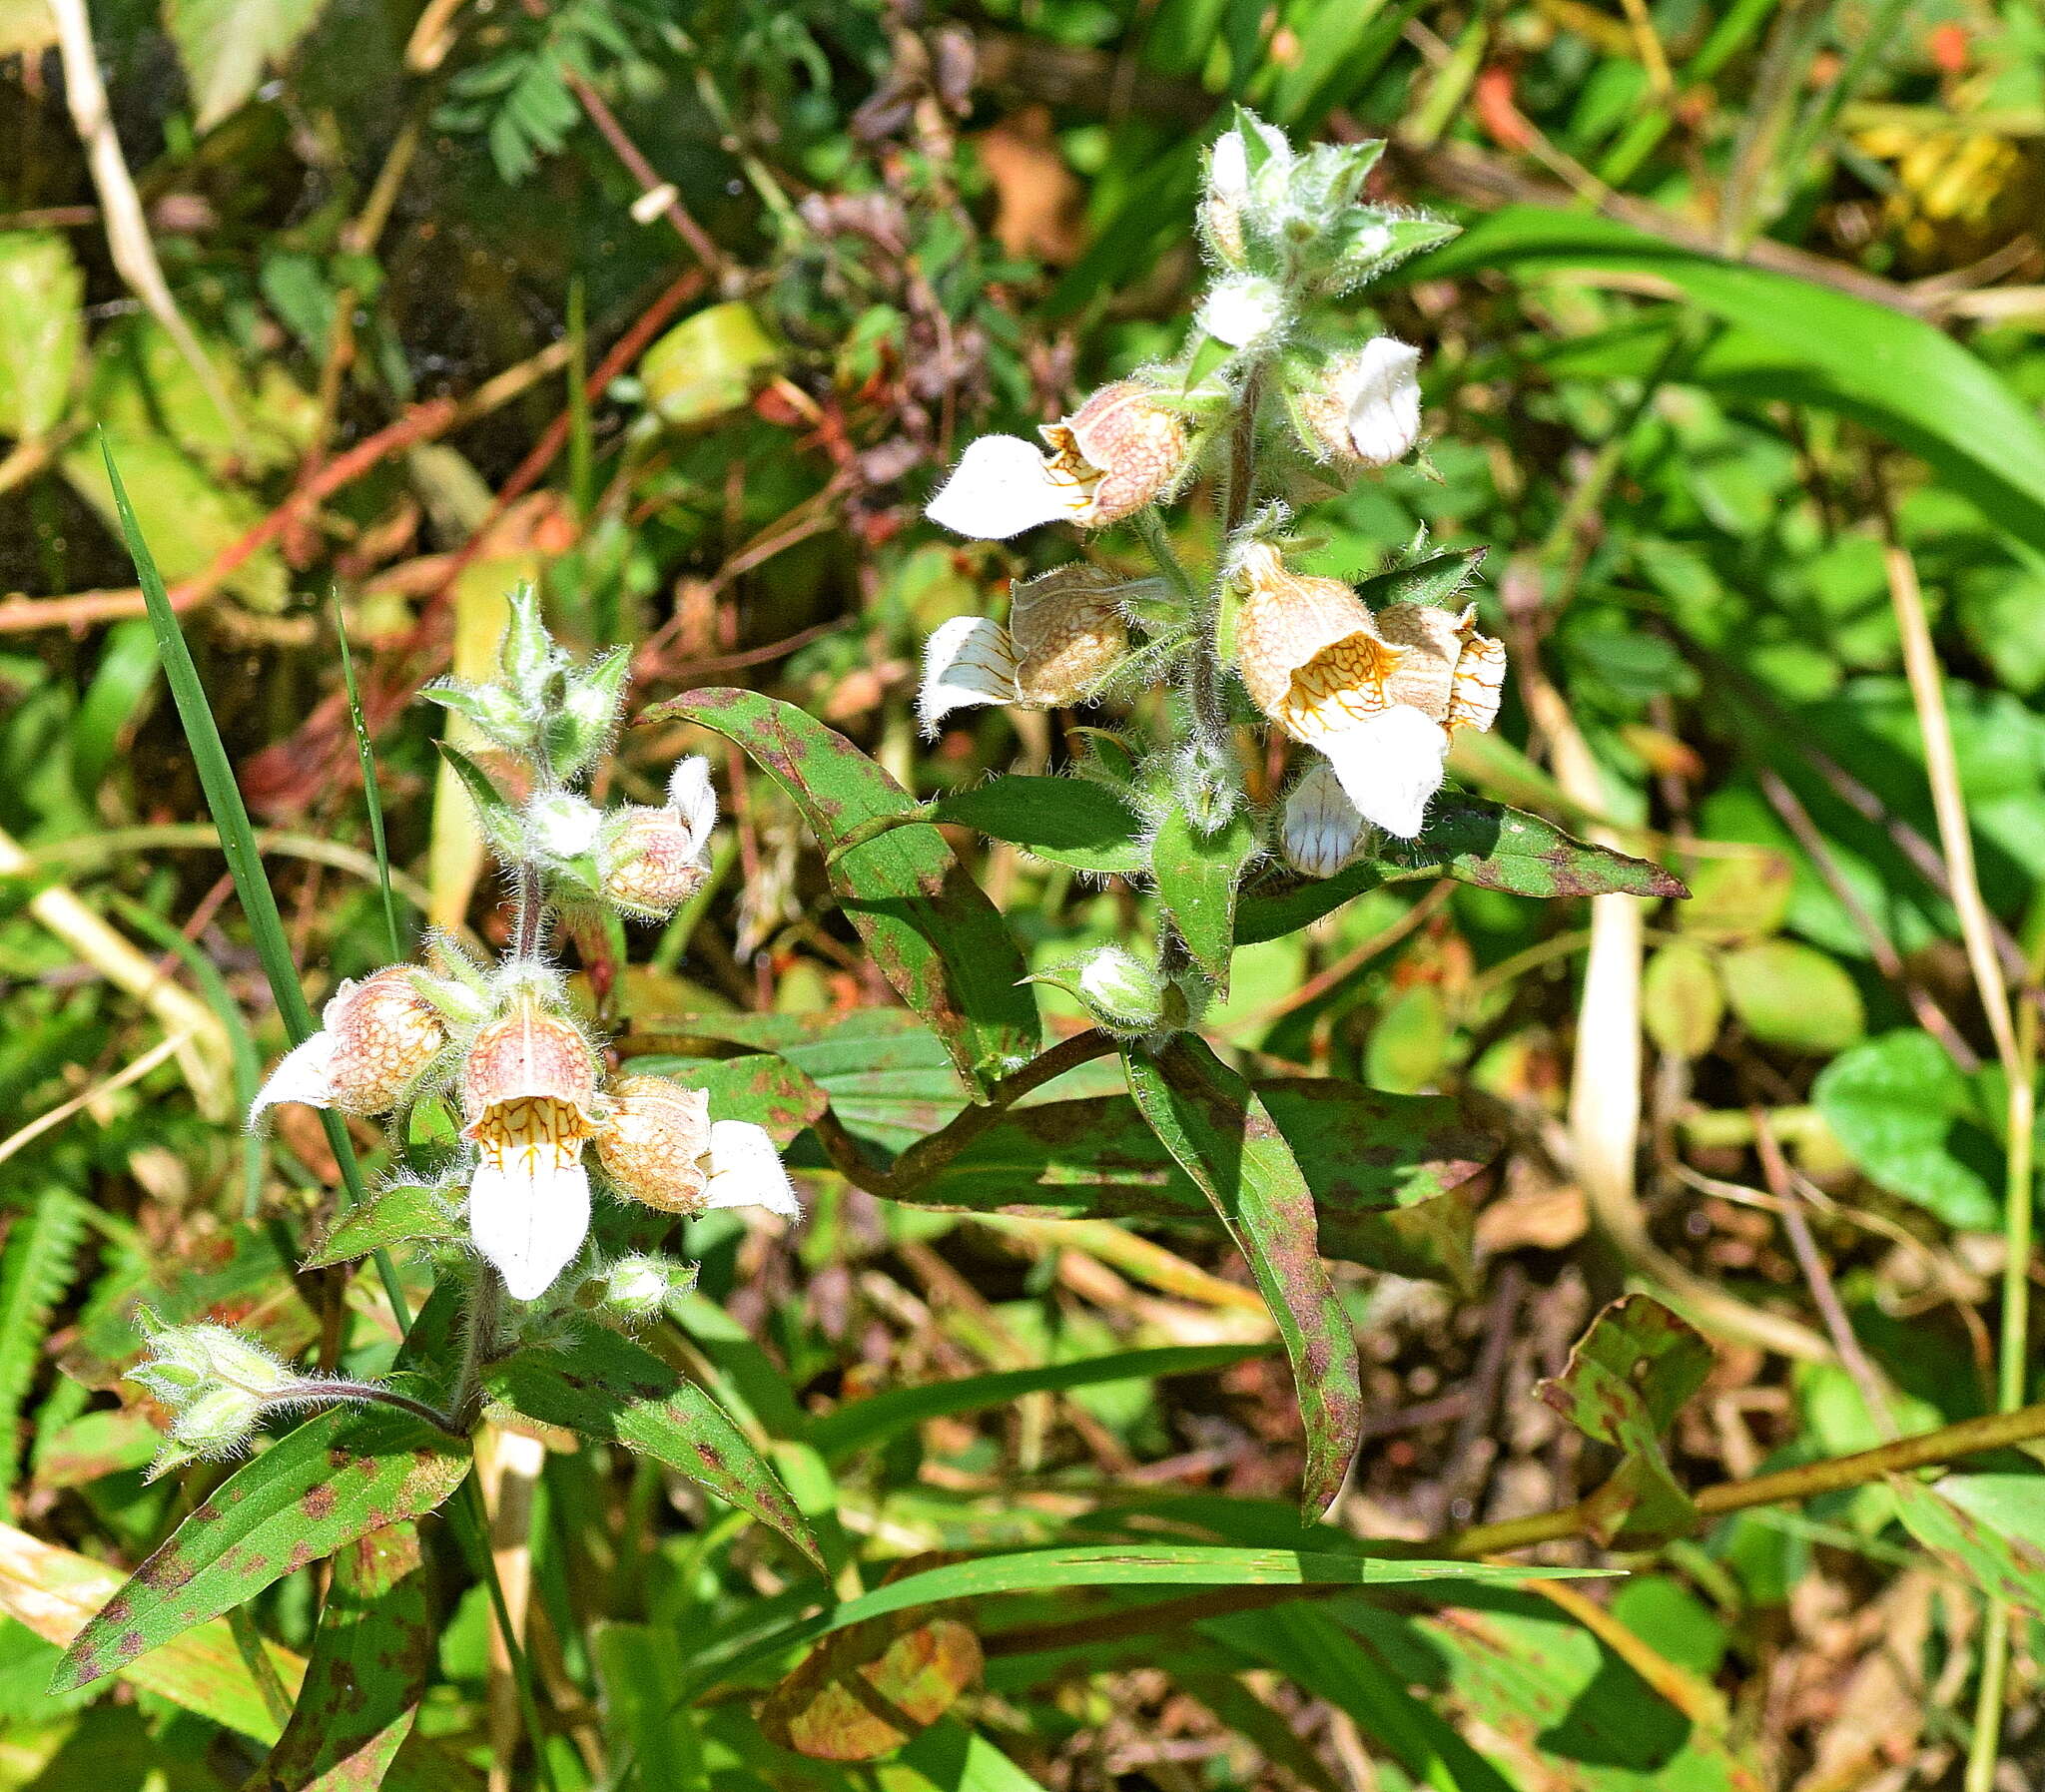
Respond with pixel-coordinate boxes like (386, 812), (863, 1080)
(1330, 338), (1422, 467)
(1198, 276), (1286, 349)
(919, 615), (1022, 735)
(1313, 706), (1451, 842)
(926, 384), (1188, 541)
(666, 755), (718, 857)
(927, 435), (1096, 540)
(250, 1029), (339, 1124)
(1203, 116), (1292, 259)
(1282, 762), (1366, 878)
(703, 1121), (801, 1220)
(468, 1149), (592, 1303)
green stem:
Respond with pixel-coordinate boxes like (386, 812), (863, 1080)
(451, 1265), (503, 1433)
(1132, 507), (1197, 600)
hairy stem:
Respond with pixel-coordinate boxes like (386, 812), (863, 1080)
(274, 1377), (465, 1439)
(451, 1266), (504, 1433)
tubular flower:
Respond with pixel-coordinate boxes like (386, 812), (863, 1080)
(251, 965), (448, 1124)
(1234, 544), (1506, 842)
(599, 756), (718, 916)
(918, 564), (1132, 735)
(1294, 337), (1423, 469)
(459, 999), (603, 1301)
(926, 382), (1188, 540)
(1280, 762), (1365, 879)
(596, 1074), (801, 1220)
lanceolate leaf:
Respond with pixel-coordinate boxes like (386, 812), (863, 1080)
(889, 1080), (1496, 1277)
(261, 1519), (447, 1791)
(302, 1183), (460, 1271)
(1238, 797), (1683, 943)
(1150, 804), (1259, 983)
(53, 1394), (470, 1693)
(1124, 1037), (1363, 1517)
(644, 689), (1039, 1093)
(1353, 547), (1486, 611)
(484, 1321), (823, 1568)
(929, 775), (1146, 874)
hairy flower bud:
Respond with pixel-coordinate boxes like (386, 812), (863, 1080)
(251, 965), (450, 1126)
(160, 1386), (263, 1471)
(576, 1253), (699, 1322)
(594, 1074), (713, 1214)
(1292, 338), (1423, 469)
(1197, 276), (1286, 350)
(1028, 945), (1167, 1036)
(460, 1000), (603, 1301)
(599, 756), (718, 917)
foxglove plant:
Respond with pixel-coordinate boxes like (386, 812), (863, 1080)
(918, 107), (1503, 1033)
(130, 589), (799, 1473)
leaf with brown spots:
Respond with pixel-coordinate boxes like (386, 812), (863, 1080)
(260, 1519), (471, 1791)
(760, 1612), (983, 1760)
(1893, 1475), (2045, 1617)
(1538, 1295), (1711, 1546)
(640, 689), (1039, 1093)
(485, 1321), (823, 1569)
(1238, 796), (1688, 944)
(1123, 1037), (1363, 1519)
(51, 1389), (469, 1694)
(607, 1052), (827, 1147)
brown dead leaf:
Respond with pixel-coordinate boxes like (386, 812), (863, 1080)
(973, 107), (1085, 265)
(760, 1612), (983, 1761)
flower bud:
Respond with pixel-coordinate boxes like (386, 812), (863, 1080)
(578, 1253), (699, 1323)
(1200, 114), (1292, 263)
(160, 1386), (263, 1470)
(594, 1074), (713, 1214)
(252, 965), (452, 1126)
(1044, 382), (1190, 526)
(1028, 945), (1166, 1035)
(1172, 736), (1242, 836)
(600, 811), (708, 914)
(1281, 762), (1365, 879)
(528, 793), (604, 862)
(1292, 338), (1422, 469)
(1197, 276), (1286, 350)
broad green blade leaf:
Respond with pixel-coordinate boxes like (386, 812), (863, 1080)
(261, 1519), (456, 1791)
(1124, 1037), (1363, 1516)
(700, 1545), (1605, 1697)
(638, 1009), (964, 1153)
(1151, 804), (1258, 983)
(52, 1395), (468, 1693)
(928, 775), (1145, 874)
(612, 1051), (828, 1148)
(1894, 1475), (2045, 1618)
(644, 689), (1039, 1093)
(895, 1719), (1052, 1792)
(0, 1521), (304, 1742)
(1238, 796), (1684, 942)
(1716, 939), (1863, 1054)
(303, 1182), (461, 1270)
(166, 0), (335, 131)
(1337, 1592), (1759, 1792)
(811, 1344), (1268, 1460)
(484, 1321), (823, 1568)
(1378, 797), (1688, 899)
(895, 1080), (1495, 1276)
(1405, 207), (2045, 558)
(1538, 1295), (1710, 1546)
(1812, 1030), (2001, 1232)
(1214, 1604), (1518, 1792)
(593, 1621), (705, 1788)
(0, 231), (83, 440)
